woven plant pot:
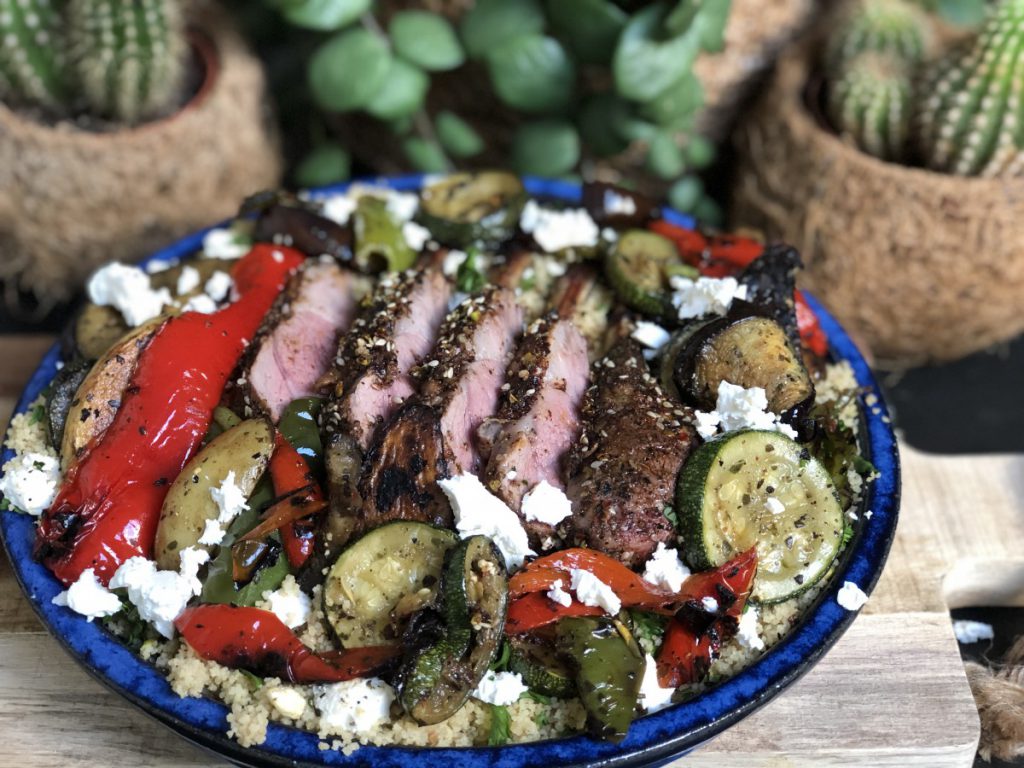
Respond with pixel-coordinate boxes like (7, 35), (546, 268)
(732, 48), (1024, 368)
(0, 1), (282, 314)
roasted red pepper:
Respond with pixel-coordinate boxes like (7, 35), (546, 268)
(795, 290), (828, 358)
(268, 434), (325, 569)
(655, 547), (758, 688)
(505, 591), (604, 634)
(175, 604), (398, 683)
(37, 245), (305, 585)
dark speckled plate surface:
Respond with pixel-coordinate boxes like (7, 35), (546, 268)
(0, 176), (900, 768)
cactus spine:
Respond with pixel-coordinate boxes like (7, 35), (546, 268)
(828, 52), (914, 161)
(827, 0), (930, 74)
(916, 0), (1024, 177)
(67, 0), (186, 124)
(0, 0), (66, 110)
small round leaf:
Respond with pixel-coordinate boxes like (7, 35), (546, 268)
(460, 0), (545, 60)
(546, 0), (627, 64)
(487, 34), (575, 113)
(294, 143), (352, 187)
(683, 136), (716, 169)
(646, 131), (686, 179)
(511, 120), (580, 176)
(403, 137), (450, 173)
(389, 11), (465, 71)
(667, 175), (704, 212)
(614, 4), (703, 103)
(436, 111), (485, 158)
(640, 71), (704, 128)
(365, 59), (430, 120)
(578, 92), (632, 157)
(693, 196), (724, 227)
(279, 0), (371, 31)
(309, 28), (392, 112)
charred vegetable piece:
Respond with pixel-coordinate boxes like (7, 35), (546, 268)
(45, 360), (91, 449)
(604, 230), (696, 319)
(277, 397), (325, 481)
(738, 245), (803, 352)
(153, 418), (274, 570)
(354, 196), (417, 272)
(677, 430), (842, 603)
(672, 306), (814, 420)
(417, 171), (526, 248)
(557, 617), (643, 742)
(69, 303), (129, 362)
(509, 635), (576, 698)
(323, 521), (457, 648)
(399, 535), (509, 725)
(253, 200), (355, 266)
(582, 181), (657, 228)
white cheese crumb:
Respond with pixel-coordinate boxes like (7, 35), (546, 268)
(701, 596), (719, 613)
(204, 271), (234, 302)
(765, 497), (786, 515)
(108, 547), (209, 638)
(261, 577), (311, 629)
(180, 294), (219, 315)
(546, 579), (573, 608)
(87, 262), (172, 327)
(402, 221), (431, 252)
(314, 678), (395, 735)
(736, 607), (765, 651)
(202, 228), (251, 260)
(836, 580), (869, 611)
(321, 194), (358, 225)
(145, 258), (177, 274)
(638, 654), (675, 713)
(604, 189), (638, 216)
(953, 620), (994, 644)
(198, 471), (249, 547)
(694, 381), (798, 440)
(519, 200), (599, 252)
(570, 568), (621, 614)
(642, 543), (691, 592)
(51, 568), (122, 621)
(267, 687), (307, 720)
(175, 265), (201, 295)
(520, 480), (573, 526)
(471, 670), (529, 706)
(670, 274), (748, 320)
(0, 451), (60, 516)
(631, 321), (671, 353)
(864, 510), (874, 520)
(438, 474), (535, 570)
(442, 249), (468, 277)
(383, 190), (419, 222)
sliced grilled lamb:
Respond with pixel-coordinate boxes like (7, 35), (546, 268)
(415, 285), (523, 475)
(233, 260), (362, 422)
(565, 338), (696, 567)
(476, 312), (589, 549)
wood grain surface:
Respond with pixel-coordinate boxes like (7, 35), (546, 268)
(1, 336), (1018, 767)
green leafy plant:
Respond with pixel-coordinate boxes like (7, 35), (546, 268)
(268, 0), (735, 218)
(0, 0), (188, 124)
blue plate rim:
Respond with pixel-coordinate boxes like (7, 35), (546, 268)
(0, 175), (900, 768)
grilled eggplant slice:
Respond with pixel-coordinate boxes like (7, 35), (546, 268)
(739, 244), (803, 351)
(250, 193), (356, 266)
(417, 171), (526, 248)
(69, 303), (129, 362)
(582, 181), (656, 228)
(45, 360), (91, 449)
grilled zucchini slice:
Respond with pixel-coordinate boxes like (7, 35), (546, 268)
(417, 171), (526, 248)
(604, 229), (696, 319)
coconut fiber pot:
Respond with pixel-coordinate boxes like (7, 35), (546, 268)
(0, 1), (282, 315)
(731, 49), (1024, 368)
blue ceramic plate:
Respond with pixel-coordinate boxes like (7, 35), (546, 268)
(0, 176), (900, 768)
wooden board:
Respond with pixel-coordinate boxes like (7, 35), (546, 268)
(0, 335), (1016, 767)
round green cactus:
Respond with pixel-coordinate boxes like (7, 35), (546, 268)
(828, 52), (914, 160)
(0, 0), (66, 110)
(827, 0), (930, 74)
(916, 0), (1024, 177)
(66, 0), (187, 124)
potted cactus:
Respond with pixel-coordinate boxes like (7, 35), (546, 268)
(0, 0), (282, 315)
(732, 0), (1024, 366)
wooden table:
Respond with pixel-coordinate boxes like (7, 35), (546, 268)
(1, 335), (1019, 767)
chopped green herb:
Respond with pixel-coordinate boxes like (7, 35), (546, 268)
(662, 505), (679, 528)
(488, 704), (511, 746)
(240, 670), (264, 691)
(29, 403), (46, 425)
(525, 690), (550, 705)
(841, 521), (855, 548)
(808, 395), (873, 509)
(490, 639), (512, 672)
(456, 247), (488, 293)
(629, 610), (668, 656)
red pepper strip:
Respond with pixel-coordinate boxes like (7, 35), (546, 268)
(175, 604), (398, 683)
(37, 245), (305, 586)
(504, 592), (604, 634)
(795, 290), (828, 358)
(269, 434), (325, 568)
(655, 547), (759, 688)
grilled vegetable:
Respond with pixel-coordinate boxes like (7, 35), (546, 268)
(153, 419), (274, 570)
(60, 318), (164, 470)
(738, 245), (803, 352)
(604, 230), (696, 318)
(582, 181), (656, 228)
(69, 303), (129, 362)
(672, 305), (814, 420)
(398, 535), (509, 725)
(277, 397), (325, 480)
(253, 201), (355, 265)
(44, 360), (91, 449)
(677, 430), (843, 603)
(417, 171), (526, 248)
(323, 522), (457, 648)
(557, 617), (643, 742)
(354, 196), (417, 272)
(509, 635), (575, 698)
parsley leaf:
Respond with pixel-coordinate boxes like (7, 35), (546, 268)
(629, 610), (668, 656)
(490, 639), (512, 672)
(456, 247), (488, 293)
(29, 403), (46, 426)
(488, 704), (511, 746)
(662, 505), (679, 528)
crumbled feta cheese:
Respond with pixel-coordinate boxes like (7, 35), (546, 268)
(402, 221), (431, 251)
(145, 258), (177, 274)
(604, 189), (638, 216)
(521, 480), (573, 526)
(204, 271), (234, 302)
(471, 670), (529, 706)
(953, 620), (994, 644)
(670, 275), (748, 320)
(694, 381), (798, 440)
(314, 678), (395, 735)
(261, 578), (311, 629)
(546, 579), (573, 607)
(519, 200), (600, 252)
(176, 265), (201, 295)
(383, 190), (419, 222)
(864, 510), (874, 520)
(202, 228), (251, 260)
(701, 596), (719, 613)
(638, 654), (675, 713)
(321, 194), (358, 225)
(87, 263), (172, 327)
(765, 497), (786, 515)
(631, 321), (671, 354)
(442, 249), (469, 277)
(0, 451), (60, 516)
(52, 568), (122, 621)
(267, 687), (307, 720)
(438, 474), (535, 570)
(180, 294), (219, 315)
(109, 547), (209, 638)
(642, 543), (691, 592)
(570, 568), (621, 614)
(198, 471), (249, 547)
(736, 607), (765, 651)
(836, 580), (869, 611)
